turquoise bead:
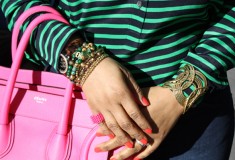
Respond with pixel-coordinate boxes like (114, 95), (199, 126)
(72, 67), (77, 72)
(77, 47), (82, 52)
(76, 59), (82, 64)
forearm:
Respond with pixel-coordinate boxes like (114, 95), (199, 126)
(0, 0), (83, 69)
(179, 1), (235, 89)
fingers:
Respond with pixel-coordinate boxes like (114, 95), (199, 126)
(90, 110), (115, 139)
(108, 138), (154, 160)
(98, 75), (152, 136)
(108, 68), (152, 135)
(119, 66), (150, 107)
(95, 113), (134, 151)
(110, 105), (149, 148)
(120, 91), (152, 135)
(94, 105), (149, 151)
(133, 141), (160, 160)
(96, 138), (143, 160)
(83, 59), (152, 153)
(96, 123), (115, 139)
(90, 89), (151, 150)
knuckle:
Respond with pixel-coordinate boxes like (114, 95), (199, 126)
(129, 111), (141, 120)
(119, 121), (133, 131)
(135, 85), (142, 94)
(132, 133), (142, 140)
(116, 135), (128, 145)
(100, 128), (110, 135)
(106, 122), (119, 131)
(129, 112), (147, 129)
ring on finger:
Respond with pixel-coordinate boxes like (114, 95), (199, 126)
(90, 113), (105, 124)
(136, 139), (149, 147)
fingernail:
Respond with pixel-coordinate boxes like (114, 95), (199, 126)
(142, 96), (150, 106)
(110, 158), (117, 160)
(125, 141), (134, 148)
(140, 138), (148, 145)
(144, 128), (152, 134)
(94, 147), (102, 152)
(108, 133), (115, 139)
(134, 158), (142, 160)
(96, 132), (104, 137)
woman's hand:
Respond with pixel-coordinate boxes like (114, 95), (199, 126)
(97, 86), (183, 160)
(82, 57), (152, 149)
(133, 86), (183, 159)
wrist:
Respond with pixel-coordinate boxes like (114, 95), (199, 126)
(58, 41), (109, 87)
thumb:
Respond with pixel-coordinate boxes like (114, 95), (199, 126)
(120, 66), (150, 107)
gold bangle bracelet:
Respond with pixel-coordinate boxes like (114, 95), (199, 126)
(80, 54), (109, 87)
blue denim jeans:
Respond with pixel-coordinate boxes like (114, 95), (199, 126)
(146, 86), (235, 160)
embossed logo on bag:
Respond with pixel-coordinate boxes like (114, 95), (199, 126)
(34, 96), (47, 104)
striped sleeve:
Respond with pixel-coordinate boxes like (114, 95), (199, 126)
(0, 0), (81, 69)
(180, 1), (235, 89)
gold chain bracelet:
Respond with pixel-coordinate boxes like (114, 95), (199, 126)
(162, 64), (208, 114)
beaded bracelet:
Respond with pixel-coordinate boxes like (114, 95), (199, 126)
(162, 64), (208, 114)
(58, 41), (108, 87)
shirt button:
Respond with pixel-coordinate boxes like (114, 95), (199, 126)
(137, 1), (142, 8)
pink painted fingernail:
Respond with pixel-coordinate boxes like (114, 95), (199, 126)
(144, 128), (152, 134)
(110, 158), (117, 160)
(142, 96), (150, 106)
(134, 158), (142, 160)
(140, 138), (148, 145)
(94, 147), (102, 152)
(108, 133), (115, 139)
(125, 141), (134, 148)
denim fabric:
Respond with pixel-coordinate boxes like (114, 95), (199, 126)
(147, 87), (235, 160)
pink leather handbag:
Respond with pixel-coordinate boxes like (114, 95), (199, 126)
(0, 6), (123, 160)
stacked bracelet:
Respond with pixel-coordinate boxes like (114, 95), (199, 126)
(162, 64), (208, 114)
(58, 42), (108, 87)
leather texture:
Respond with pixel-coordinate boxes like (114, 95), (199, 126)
(0, 6), (124, 160)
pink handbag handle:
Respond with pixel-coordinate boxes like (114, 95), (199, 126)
(10, 6), (72, 136)
(0, 7), (70, 129)
(11, 6), (62, 59)
(0, 7), (104, 160)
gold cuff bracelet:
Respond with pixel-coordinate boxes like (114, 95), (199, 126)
(162, 64), (208, 114)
